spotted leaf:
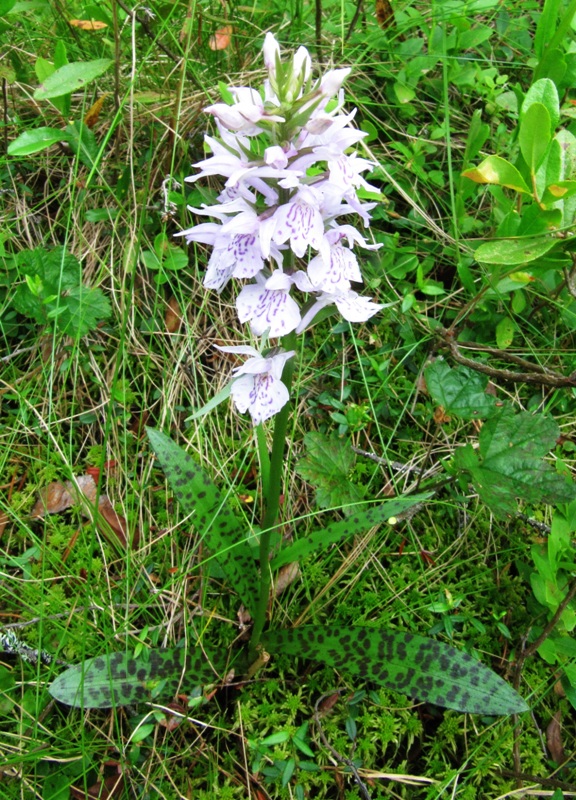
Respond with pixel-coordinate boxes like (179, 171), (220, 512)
(49, 646), (224, 708)
(263, 626), (528, 715)
(271, 493), (431, 569)
(147, 428), (260, 613)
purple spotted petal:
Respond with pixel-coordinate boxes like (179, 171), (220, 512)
(236, 277), (301, 337)
(231, 372), (290, 425)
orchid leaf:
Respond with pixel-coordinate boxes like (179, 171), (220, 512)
(271, 493), (431, 569)
(263, 626), (528, 715)
(49, 646), (224, 708)
(147, 428), (260, 613)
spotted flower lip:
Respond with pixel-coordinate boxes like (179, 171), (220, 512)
(236, 271), (301, 337)
(215, 345), (295, 425)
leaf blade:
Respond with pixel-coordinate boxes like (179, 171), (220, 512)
(146, 428), (260, 613)
(263, 626), (528, 715)
(49, 647), (222, 708)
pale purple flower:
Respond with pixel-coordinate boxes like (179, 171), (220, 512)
(263, 32), (281, 74)
(205, 88), (283, 135)
(236, 271), (301, 337)
(307, 242), (362, 293)
(320, 68), (351, 98)
(271, 186), (325, 257)
(296, 288), (387, 332)
(216, 345), (295, 425)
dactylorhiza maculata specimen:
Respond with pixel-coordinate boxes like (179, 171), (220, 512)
(178, 33), (385, 426)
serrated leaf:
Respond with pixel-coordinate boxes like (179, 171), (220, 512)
(7, 127), (65, 156)
(55, 285), (111, 338)
(146, 428), (260, 613)
(454, 407), (576, 516)
(49, 646), (223, 708)
(475, 236), (558, 266)
(462, 156), (531, 193)
(262, 626), (528, 715)
(271, 493), (432, 569)
(295, 432), (364, 513)
(425, 362), (497, 420)
(34, 58), (113, 100)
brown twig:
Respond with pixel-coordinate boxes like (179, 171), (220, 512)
(511, 577), (576, 789)
(315, 0), (323, 66)
(313, 690), (372, 800)
(345, 0), (364, 41)
(437, 330), (576, 389)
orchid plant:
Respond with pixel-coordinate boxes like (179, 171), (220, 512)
(49, 35), (527, 721)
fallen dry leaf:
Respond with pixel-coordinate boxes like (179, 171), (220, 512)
(31, 475), (138, 549)
(70, 774), (124, 800)
(375, 0), (395, 29)
(165, 295), (183, 333)
(274, 562), (300, 597)
(546, 709), (565, 764)
(209, 25), (232, 50)
(69, 18), (108, 30)
(84, 94), (109, 128)
(433, 405), (451, 424)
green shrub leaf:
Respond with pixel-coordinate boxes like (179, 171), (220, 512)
(271, 493), (432, 569)
(7, 127), (65, 156)
(34, 59), (113, 100)
(146, 428), (260, 613)
(519, 103), (552, 173)
(462, 155), (531, 193)
(475, 236), (558, 266)
(263, 626), (528, 715)
(425, 362), (498, 419)
(454, 407), (576, 516)
(49, 647), (223, 708)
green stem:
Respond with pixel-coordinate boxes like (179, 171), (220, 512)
(248, 331), (297, 660)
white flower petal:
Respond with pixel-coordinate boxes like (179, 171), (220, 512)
(236, 280), (301, 337)
(231, 372), (290, 425)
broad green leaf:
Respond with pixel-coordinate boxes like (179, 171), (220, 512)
(34, 56), (55, 84)
(454, 407), (576, 516)
(462, 156), (531, 194)
(425, 362), (497, 420)
(263, 626), (528, 715)
(295, 432), (365, 514)
(519, 103), (551, 173)
(34, 59), (113, 100)
(271, 493), (432, 569)
(7, 127), (64, 156)
(49, 646), (224, 708)
(475, 236), (557, 266)
(463, 109), (490, 165)
(146, 428), (260, 613)
(534, 48), (567, 87)
(495, 317), (515, 349)
(521, 78), (560, 131)
(534, 0), (562, 58)
(64, 121), (98, 169)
